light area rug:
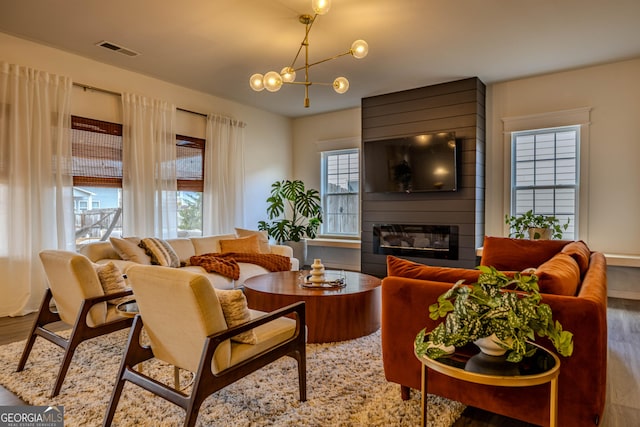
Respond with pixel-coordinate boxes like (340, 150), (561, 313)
(0, 329), (465, 426)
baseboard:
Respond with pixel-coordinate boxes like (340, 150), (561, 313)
(608, 289), (640, 300)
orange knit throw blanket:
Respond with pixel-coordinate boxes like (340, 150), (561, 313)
(189, 252), (291, 280)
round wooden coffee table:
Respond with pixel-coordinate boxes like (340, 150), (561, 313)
(243, 270), (381, 343)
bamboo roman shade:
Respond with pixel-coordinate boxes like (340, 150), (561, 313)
(71, 115), (123, 188)
(71, 117), (205, 192)
(176, 135), (204, 192)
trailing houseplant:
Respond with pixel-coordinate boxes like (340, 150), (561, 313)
(505, 210), (570, 239)
(415, 266), (574, 363)
(257, 179), (323, 243)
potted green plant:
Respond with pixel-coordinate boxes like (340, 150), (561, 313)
(505, 210), (569, 239)
(415, 266), (574, 363)
(258, 180), (323, 263)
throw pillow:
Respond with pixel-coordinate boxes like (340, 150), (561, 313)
(534, 253), (581, 296)
(480, 236), (569, 271)
(110, 237), (152, 264)
(219, 235), (261, 254)
(94, 262), (133, 305)
(561, 240), (591, 275)
(214, 289), (258, 344)
(235, 227), (271, 253)
(386, 255), (481, 283)
(139, 237), (180, 268)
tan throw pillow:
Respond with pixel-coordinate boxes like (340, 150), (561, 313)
(139, 237), (180, 268)
(110, 237), (152, 264)
(219, 235), (261, 254)
(94, 262), (132, 305)
(214, 289), (257, 344)
(235, 228), (271, 254)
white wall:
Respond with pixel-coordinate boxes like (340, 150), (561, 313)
(291, 107), (361, 190)
(294, 59), (640, 256)
(293, 59), (640, 283)
(1, 31), (292, 230)
(485, 58), (640, 256)
(291, 108), (362, 270)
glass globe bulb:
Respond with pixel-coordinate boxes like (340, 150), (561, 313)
(263, 71), (283, 92)
(249, 73), (265, 92)
(350, 40), (369, 59)
(281, 67), (296, 83)
(312, 0), (331, 15)
(333, 77), (349, 94)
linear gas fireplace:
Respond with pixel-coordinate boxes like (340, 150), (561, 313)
(373, 224), (459, 260)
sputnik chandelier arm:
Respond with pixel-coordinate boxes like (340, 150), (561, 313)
(249, 0), (368, 108)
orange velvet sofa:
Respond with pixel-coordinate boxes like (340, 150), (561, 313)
(381, 236), (607, 427)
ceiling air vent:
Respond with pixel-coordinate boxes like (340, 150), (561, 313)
(96, 41), (140, 57)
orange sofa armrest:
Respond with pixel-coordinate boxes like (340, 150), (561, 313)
(381, 276), (457, 390)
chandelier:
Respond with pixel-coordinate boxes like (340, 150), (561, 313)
(249, 0), (368, 108)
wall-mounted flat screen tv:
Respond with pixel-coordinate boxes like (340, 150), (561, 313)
(363, 132), (457, 193)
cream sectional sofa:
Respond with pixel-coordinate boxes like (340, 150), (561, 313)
(78, 233), (299, 290)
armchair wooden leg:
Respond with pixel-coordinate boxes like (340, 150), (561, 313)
(103, 375), (127, 427)
(17, 289), (60, 372)
(16, 332), (39, 373)
(103, 316), (154, 427)
(297, 349), (307, 402)
(50, 340), (79, 397)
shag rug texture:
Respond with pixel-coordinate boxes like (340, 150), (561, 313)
(0, 329), (465, 426)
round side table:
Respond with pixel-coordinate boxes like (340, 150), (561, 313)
(415, 342), (560, 427)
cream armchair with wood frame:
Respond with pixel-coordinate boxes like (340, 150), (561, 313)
(103, 265), (307, 427)
(17, 250), (134, 397)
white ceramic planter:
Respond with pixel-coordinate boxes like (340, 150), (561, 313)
(474, 333), (509, 356)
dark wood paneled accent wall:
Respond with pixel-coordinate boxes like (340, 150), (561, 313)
(361, 77), (486, 277)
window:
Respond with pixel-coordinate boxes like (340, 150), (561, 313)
(71, 117), (206, 244)
(71, 116), (123, 246)
(321, 149), (359, 236)
(176, 135), (205, 236)
(510, 126), (578, 240)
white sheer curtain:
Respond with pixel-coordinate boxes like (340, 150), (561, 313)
(203, 114), (246, 235)
(0, 62), (74, 317)
(121, 93), (177, 238)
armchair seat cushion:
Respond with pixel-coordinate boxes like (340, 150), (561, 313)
(226, 311), (296, 370)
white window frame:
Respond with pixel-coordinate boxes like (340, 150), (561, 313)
(502, 107), (591, 240)
(510, 126), (579, 239)
(320, 148), (360, 237)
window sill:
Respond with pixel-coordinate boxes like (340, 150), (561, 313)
(308, 238), (361, 249)
(477, 247), (640, 268)
(604, 253), (640, 268)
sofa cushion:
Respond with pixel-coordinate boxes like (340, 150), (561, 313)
(219, 235), (261, 254)
(110, 237), (152, 264)
(165, 238), (196, 265)
(79, 241), (120, 262)
(235, 228), (271, 253)
(386, 255), (481, 283)
(139, 237), (181, 268)
(214, 289), (258, 344)
(561, 240), (591, 275)
(191, 234), (236, 255)
(535, 252), (581, 296)
(480, 236), (569, 271)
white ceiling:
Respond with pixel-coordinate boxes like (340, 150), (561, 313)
(1, 0), (640, 118)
